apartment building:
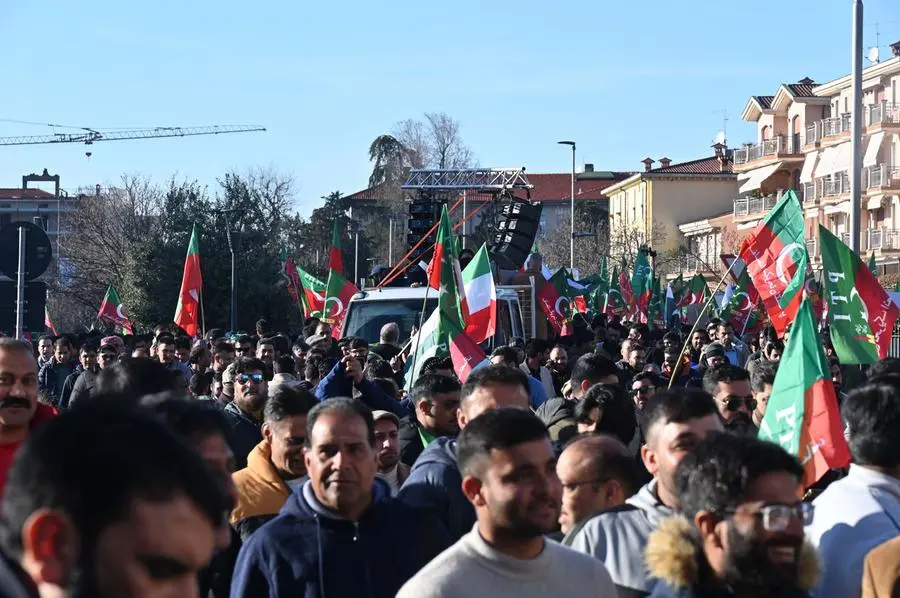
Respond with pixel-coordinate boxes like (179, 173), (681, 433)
(734, 41), (900, 273)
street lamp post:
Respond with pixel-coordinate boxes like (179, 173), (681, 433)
(849, 0), (864, 254)
(558, 141), (576, 270)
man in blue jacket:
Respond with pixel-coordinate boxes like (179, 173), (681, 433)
(315, 355), (410, 418)
(230, 397), (448, 598)
(397, 365), (531, 540)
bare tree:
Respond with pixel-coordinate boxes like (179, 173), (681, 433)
(392, 112), (475, 171)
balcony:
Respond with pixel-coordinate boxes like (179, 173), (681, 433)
(733, 195), (778, 217)
(868, 229), (900, 251)
(840, 232), (851, 245)
(803, 181), (822, 202)
(733, 135), (793, 166)
(822, 173), (851, 197)
(805, 114), (851, 145)
(806, 238), (817, 257)
(684, 256), (700, 273)
(868, 103), (900, 127)
(865, 165), (900, 190)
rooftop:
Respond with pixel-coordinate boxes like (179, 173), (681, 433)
(649, 155), (729, 175)
(0, 188), (56, 200)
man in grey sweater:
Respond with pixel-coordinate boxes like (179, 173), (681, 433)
(397, 408), (616, 598)
(566, 389), (723, 598)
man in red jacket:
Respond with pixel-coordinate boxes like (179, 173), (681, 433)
(0, 338), (56, 497)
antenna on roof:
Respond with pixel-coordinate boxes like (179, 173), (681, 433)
(868, 46), (880, 63)
(712, 109), (728, 147)
(714, 131), (726, 146)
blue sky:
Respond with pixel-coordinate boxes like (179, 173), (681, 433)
(0, 0), (897, 215)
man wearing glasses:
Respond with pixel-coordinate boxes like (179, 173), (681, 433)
(646, 432), (816, 598)
(223, 357), (270, 470)
(630, 372), (659, 411)
(702, 364), (757, 437)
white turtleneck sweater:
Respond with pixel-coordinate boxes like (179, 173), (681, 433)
(396, 525), (616, 598)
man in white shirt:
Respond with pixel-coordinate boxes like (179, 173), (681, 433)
(806, 377), (900, 598)
(397, 408), (616, 598)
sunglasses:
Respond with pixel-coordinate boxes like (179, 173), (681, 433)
(720, 395), (757, 412)
(631, 386), (656, 396)
(237, 373), (265, 384)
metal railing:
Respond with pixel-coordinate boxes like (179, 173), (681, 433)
(732, 195), (779, 217)
(868, 229), (900, 250)
(866, 165), (900, 189)
(803, 181), (822, 201)
(868, 102), (900, 126)
(805, 124), (820, 145)
(684, 256), (700, 272)
(840, 232), (851, 245)
(806, 238), (817, 257)
(733, 136), (785, 165)
(822, 114), (851, 137)
(823, 173), (851, 197)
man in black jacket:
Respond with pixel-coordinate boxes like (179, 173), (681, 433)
(223, 357), (269, 470)
(398, 374), (461, 467)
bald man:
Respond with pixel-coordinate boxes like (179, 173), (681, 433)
(557, 434), (638, 538)
(372, 323), (401, 362)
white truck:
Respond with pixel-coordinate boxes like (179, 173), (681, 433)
(341, 284), (537, 349)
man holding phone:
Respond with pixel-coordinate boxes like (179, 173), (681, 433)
(315, 353), (411, 419)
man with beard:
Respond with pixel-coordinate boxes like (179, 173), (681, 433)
(520, 339), (556, 401)
(397, 408), (617, 598)
(568, 389), (723, 597)
(231, 398), (449, 598)
(548, 345), (569, 397)
(751, 360), (777, 428)
(36, 336), (53, 370)
(373, 410), (409, 495)
(703, 364), (757, 437)
(223, 357), (269, 470)
(0, 339), (56, 497)
(0, 399), (228, 598)
(398, 374), (460, 467)
(646, 432), (816, 598)
(231, 386), (315, 540)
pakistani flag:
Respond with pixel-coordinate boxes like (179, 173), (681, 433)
(604, 265), (625, 316)
(98, 285), (134, 334)
(820, 226), (899, 363)
(537, 268), (575, 335)
(631, 250), (653, 323)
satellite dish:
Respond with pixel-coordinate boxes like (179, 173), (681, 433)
(714, 131), (726, 145)
(868, 47), (880, 63)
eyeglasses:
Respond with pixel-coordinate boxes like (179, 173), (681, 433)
(720, 395), (757, 412)
(237, 373), (265, 384)
(631, 386), (656, 396)
(721, 502), (814, 532)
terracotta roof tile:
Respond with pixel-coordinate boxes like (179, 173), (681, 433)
(0, 188), (55, 199)
(753, 96), (774, 109)
(649, 156), (730, 175)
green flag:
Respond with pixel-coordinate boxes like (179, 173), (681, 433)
(868, 252), (877, 277)
(758, 299), (850, 487)
(819, 226), (899, 363)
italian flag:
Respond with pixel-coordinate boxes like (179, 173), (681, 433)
(820, 226), (899, 363)
(174, 224), (202, 337)
(536, 268), (574, 336)
(44, 305), (57, 336)
(323, 269), (358, 340)
(328, 220), (344, 276)
(461, 243), (496, 344)
(739, 189), (807, 337)
(99, 285), (134, 334)
(298, 267), (327, 318)
(407, 205), (487, 387)
(758, 299), (850, 487)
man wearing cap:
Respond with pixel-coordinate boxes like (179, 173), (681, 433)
(373, 410), (409, 496)
(698, 342), (729, 374)
(67, 339), (120, 407)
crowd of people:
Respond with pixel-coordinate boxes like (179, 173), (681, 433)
(0, 309), (899, 598)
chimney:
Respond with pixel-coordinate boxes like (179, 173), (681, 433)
(798, 76), (815, 85)
(892, 40), (900, 58)
(658, 157), (672, 169)
(584, 163), (594, 173)
(712, 143), (732, 172)
(641, 157), (655, 172)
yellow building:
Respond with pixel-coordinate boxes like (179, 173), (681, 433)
(605, 146), (739, 254)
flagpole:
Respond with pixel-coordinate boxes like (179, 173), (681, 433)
(199, 287), (207, 340)
(407, 282), (432, 388)
(668, 260), (739, 389)
(739, 303), (754, 338)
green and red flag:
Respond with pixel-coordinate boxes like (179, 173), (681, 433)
(677, 274), (708, 307)
(604, 265), (625, 317)
(174, 224), (202, 337)
(819, 225), (899, 363)
(44, 305), (57, 336)
(98, 285), (134, 334)
(590, 256), (610, 314)
(280, 246), (303, 308)
(758, 298), (850, 487)
(619, 268), (635, 318)
(407, 204), (487, 386)
(631, 249), (653, 323)
(461, 243), (496, 344)
(323, 269), (358, 340)
(297, 267), (327, 318)
(537, 268), (575, 336)
(328, 220), (344, 276)
(739, 190), (807, 337)
(648, 276), (666, 329)
(868, 252), (877, 277)
(719, 267), (761, 333)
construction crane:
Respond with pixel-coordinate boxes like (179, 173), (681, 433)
(0, 124), (265, 146)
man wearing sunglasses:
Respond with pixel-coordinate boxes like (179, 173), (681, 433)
(223, 357), (269, 470)
(646, 432), (817, 597)
(67, 340), (120, 407)
(702, 364), (757, 437)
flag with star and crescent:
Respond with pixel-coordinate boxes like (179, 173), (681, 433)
(739, 189), (807, 337)
(407, 205), (488, 386)
(537, 267), (575, 336)
(323, 269), (358, 340)
(98, 285), (134, 334)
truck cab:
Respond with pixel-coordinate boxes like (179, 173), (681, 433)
(341, 286), (529, 349)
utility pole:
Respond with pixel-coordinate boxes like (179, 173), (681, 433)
(558, 141), (576, 269)
(849, 0), (864, 254)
